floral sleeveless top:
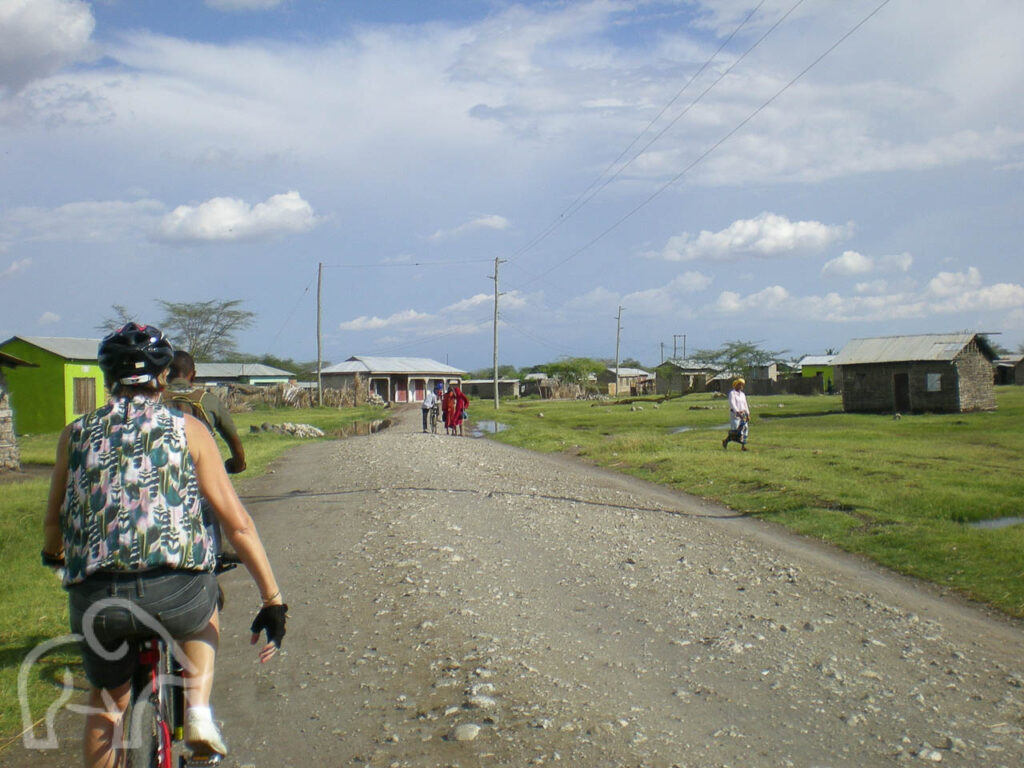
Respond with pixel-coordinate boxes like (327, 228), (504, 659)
(61, 395), (214, 586)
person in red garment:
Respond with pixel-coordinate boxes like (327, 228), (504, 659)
(449, 382), (470, 436)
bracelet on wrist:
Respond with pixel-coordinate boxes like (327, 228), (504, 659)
(261, 590), (281, 605)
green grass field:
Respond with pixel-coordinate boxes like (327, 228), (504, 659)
(0, 404), (387, 748)
(477, 387), (1024, 618)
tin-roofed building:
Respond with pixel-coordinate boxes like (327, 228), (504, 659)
(831, 333), (997, 413)
(321, 356), (465, 404)
(193, 362), (295, 387)
(0, 336), (105, 433)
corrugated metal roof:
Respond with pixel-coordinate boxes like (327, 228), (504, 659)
(831, 333), (982, 365)
(9, 336), (101, 360)
(607, 367), (652, 377)
(321, 356), (465, 375)
(195, 363), (294, 378)
(799, 355), (835, 367)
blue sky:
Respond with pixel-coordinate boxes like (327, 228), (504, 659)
(2, 0), (1023, 371)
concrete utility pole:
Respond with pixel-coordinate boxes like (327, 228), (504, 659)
(316, 262), (323, 407)
(492, 257), (506, 410)
(614, 306), (624, 396)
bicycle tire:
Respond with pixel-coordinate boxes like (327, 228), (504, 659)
(125, 686), (159, 767)
(126, 657), (173, 768)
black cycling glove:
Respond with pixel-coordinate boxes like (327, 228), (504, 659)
(251, 604), (288, 648)
(41, 550), (65, 568)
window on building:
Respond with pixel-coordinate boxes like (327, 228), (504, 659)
(73, 378), (96, 414)
(926, 373), (942, 392)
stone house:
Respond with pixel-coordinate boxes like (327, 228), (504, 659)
(655, 359), (720, 395)
(597, 367), (656, 397)
(1, 350), (38, 470)
(831, 333), (997, 414)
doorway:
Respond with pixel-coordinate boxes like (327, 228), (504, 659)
(893, 373), (911, 412)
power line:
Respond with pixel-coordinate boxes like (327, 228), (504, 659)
(513, 0), (893, 290)
(504, 1), (769, 267)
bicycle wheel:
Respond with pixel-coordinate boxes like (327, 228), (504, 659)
(125, 653), (173, 768)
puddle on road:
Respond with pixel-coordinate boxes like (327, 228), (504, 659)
(472, 420), (510, 437)
(969, 516), (1024, 530)
(331, 419), (392, 438)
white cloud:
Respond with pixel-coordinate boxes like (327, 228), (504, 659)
(649, 213), (850, 262)
(338, 309), (430, 331)
(708, 267), (1024, 322)
(821, 250), (873, 278)
(155, 191), (320, 243)
(4, 199), (164, 242)
(0, 0), (94, 93)
(38, 311), (60, 324)
(1, 258), (32, 280)
(429, 215), (510, 242)
(444, 290), (526, 313)
(927, 267), (982, 298)
(621, 272), (713, 314)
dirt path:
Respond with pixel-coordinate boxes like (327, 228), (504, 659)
(11, 406), (1024, 767)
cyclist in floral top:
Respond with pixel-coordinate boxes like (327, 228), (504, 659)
(41, 324), (287, 767)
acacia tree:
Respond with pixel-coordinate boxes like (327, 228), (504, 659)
(691, 340), (787, 378)
(158, 299), (256, 360)
(95, 304), (138, 334)
(542, 357), (606, 386)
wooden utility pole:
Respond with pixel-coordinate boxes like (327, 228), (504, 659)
(492, 257), (506, 410)
(614, 306), (624, 396)
(316, 262), (323, 406)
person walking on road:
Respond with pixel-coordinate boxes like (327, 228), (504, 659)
(421, 384), (440, 433)
(723, 377), (750, 451)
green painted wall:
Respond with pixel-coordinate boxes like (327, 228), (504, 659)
(0, 339), (105, 434)
(801, 365), (835, 391)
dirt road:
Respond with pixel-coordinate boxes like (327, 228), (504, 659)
(13, 406), (1024, 767)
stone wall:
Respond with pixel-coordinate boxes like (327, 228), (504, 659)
(0, 374), (20, 471)
(955, 342), (997, 411)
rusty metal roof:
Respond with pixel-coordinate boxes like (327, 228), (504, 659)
(831, 333), (992, 365)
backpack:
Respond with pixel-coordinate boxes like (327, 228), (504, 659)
(162, 388), (214, 434)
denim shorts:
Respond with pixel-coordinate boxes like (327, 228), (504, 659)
(68, 568), (217, 690)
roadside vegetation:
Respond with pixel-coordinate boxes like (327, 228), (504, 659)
(0, 404), (387, 747)
(477, 387), (1024, 618)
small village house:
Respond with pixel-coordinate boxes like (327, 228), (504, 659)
(598, 366), (656, 396)
(1, 349), (38, 469)
(798, 354), (837, 393)
(831, 332), (997, 414)
(321, 356), (465, 403)
(0, 336), (105, 434)
(655, 359), (720, 395)
(193, 362), (295, 388)
(993, 354), (1024, 385)
(462, 378), (520, 401)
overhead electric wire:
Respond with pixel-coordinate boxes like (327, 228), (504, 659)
(513, 0), (893, 291)
(505, 1), (768, 266)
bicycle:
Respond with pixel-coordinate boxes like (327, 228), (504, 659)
(123, 553), (240, 768)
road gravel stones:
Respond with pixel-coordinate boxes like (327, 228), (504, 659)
(204, 407), (1024, 767)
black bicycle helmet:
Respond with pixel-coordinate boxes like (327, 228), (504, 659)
(97, 323), (174, 388)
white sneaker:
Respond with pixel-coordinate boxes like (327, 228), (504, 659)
(185, 712), (228, 756)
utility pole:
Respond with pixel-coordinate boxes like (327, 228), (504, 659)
(316, 262), (323, 407)
(674, 334), (686, 361)
(660, 342), (665, 364)
(614, 306), (624, 396)
(492, 257), (506, 410)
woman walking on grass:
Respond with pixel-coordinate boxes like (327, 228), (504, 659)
(723, 377), (750, 451)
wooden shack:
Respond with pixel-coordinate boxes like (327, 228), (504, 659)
(831, 333), (996, 414)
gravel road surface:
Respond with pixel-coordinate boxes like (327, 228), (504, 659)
(12, 406), (1024, 767)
